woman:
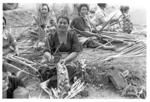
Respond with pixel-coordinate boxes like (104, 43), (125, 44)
(42, 15), (82, 88)
(90, 3), (108, 27)
(33, 3), (51, 30)
(71, 4), (115, 50)
(30, 3), (55, 48)
(44, 15), (81, 64)
(3, 17), (18, 56)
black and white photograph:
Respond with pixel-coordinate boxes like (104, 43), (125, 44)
(2, 2), (147, 99)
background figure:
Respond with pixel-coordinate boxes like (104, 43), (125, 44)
(119, 6), (133, 33)
(71, 4), (116, 50)
(30, 3), (55, 47)
(33, 3), (51, 30)
(3, 17), (18, 56)
(90, 3), (108, 28)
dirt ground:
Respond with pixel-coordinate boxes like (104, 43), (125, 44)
(3, 7), (146, 99)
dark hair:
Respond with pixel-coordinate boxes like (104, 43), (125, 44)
(120, 6), (129, 13)
(78, 4), (89, 13)
(40, 3), (50, 12)
(3, 16), (6, 25)
(97, 3), (107, 8)
(57, 15), (70, 24)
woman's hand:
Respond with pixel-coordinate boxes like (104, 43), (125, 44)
(44, 52), (54, 62)
(59, 59), (66, 65)
(94, 33), (102, 40)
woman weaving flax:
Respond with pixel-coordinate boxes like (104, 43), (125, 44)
(41, 15), (82, 90)
(70, 4), (115, 50)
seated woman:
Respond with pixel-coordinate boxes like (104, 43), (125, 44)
(29, 3), (57, 49)
(42, 15), (82, 88)
(3, 17), (18, 56)
(32, 3), (51, 30)
(70, 4), (115, 50)
(30, 3), (55, 44)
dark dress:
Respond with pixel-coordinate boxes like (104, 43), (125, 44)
(71, 16), (107, 47)
(44, 29), (81, 55)
(43, 30), (82, 88)
(70, 16), (91, 32)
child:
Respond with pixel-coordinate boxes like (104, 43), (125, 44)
(119, 6), (133, 34)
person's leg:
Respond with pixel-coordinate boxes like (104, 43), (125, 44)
(86, 39), (100, 48)
(86, 38), (116, 50)
(102, 44), (116, 51)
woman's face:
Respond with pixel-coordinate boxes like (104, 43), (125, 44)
(40, 5), (49, 14)
(80, 6), (88, 16)
(57, 18), (69, 32)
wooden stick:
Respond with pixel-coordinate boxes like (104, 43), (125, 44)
(14, 56), (35, 64)
(127, 46), (145, 55)
(122, 45), (143, 55)
(4, 62), (35, 77)
(98, 13), (117, 33)
(71, 79), (81, 89)
(7, 56), (38, 72)
(120, 43), (142, 54)
(124, 43), (145, 54)
(65, 83), (85, 99)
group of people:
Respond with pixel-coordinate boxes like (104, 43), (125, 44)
(3, 3), (133, 98)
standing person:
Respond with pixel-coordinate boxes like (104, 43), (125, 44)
(70, 4), (116, 50)
(119, 6), (133, 34)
